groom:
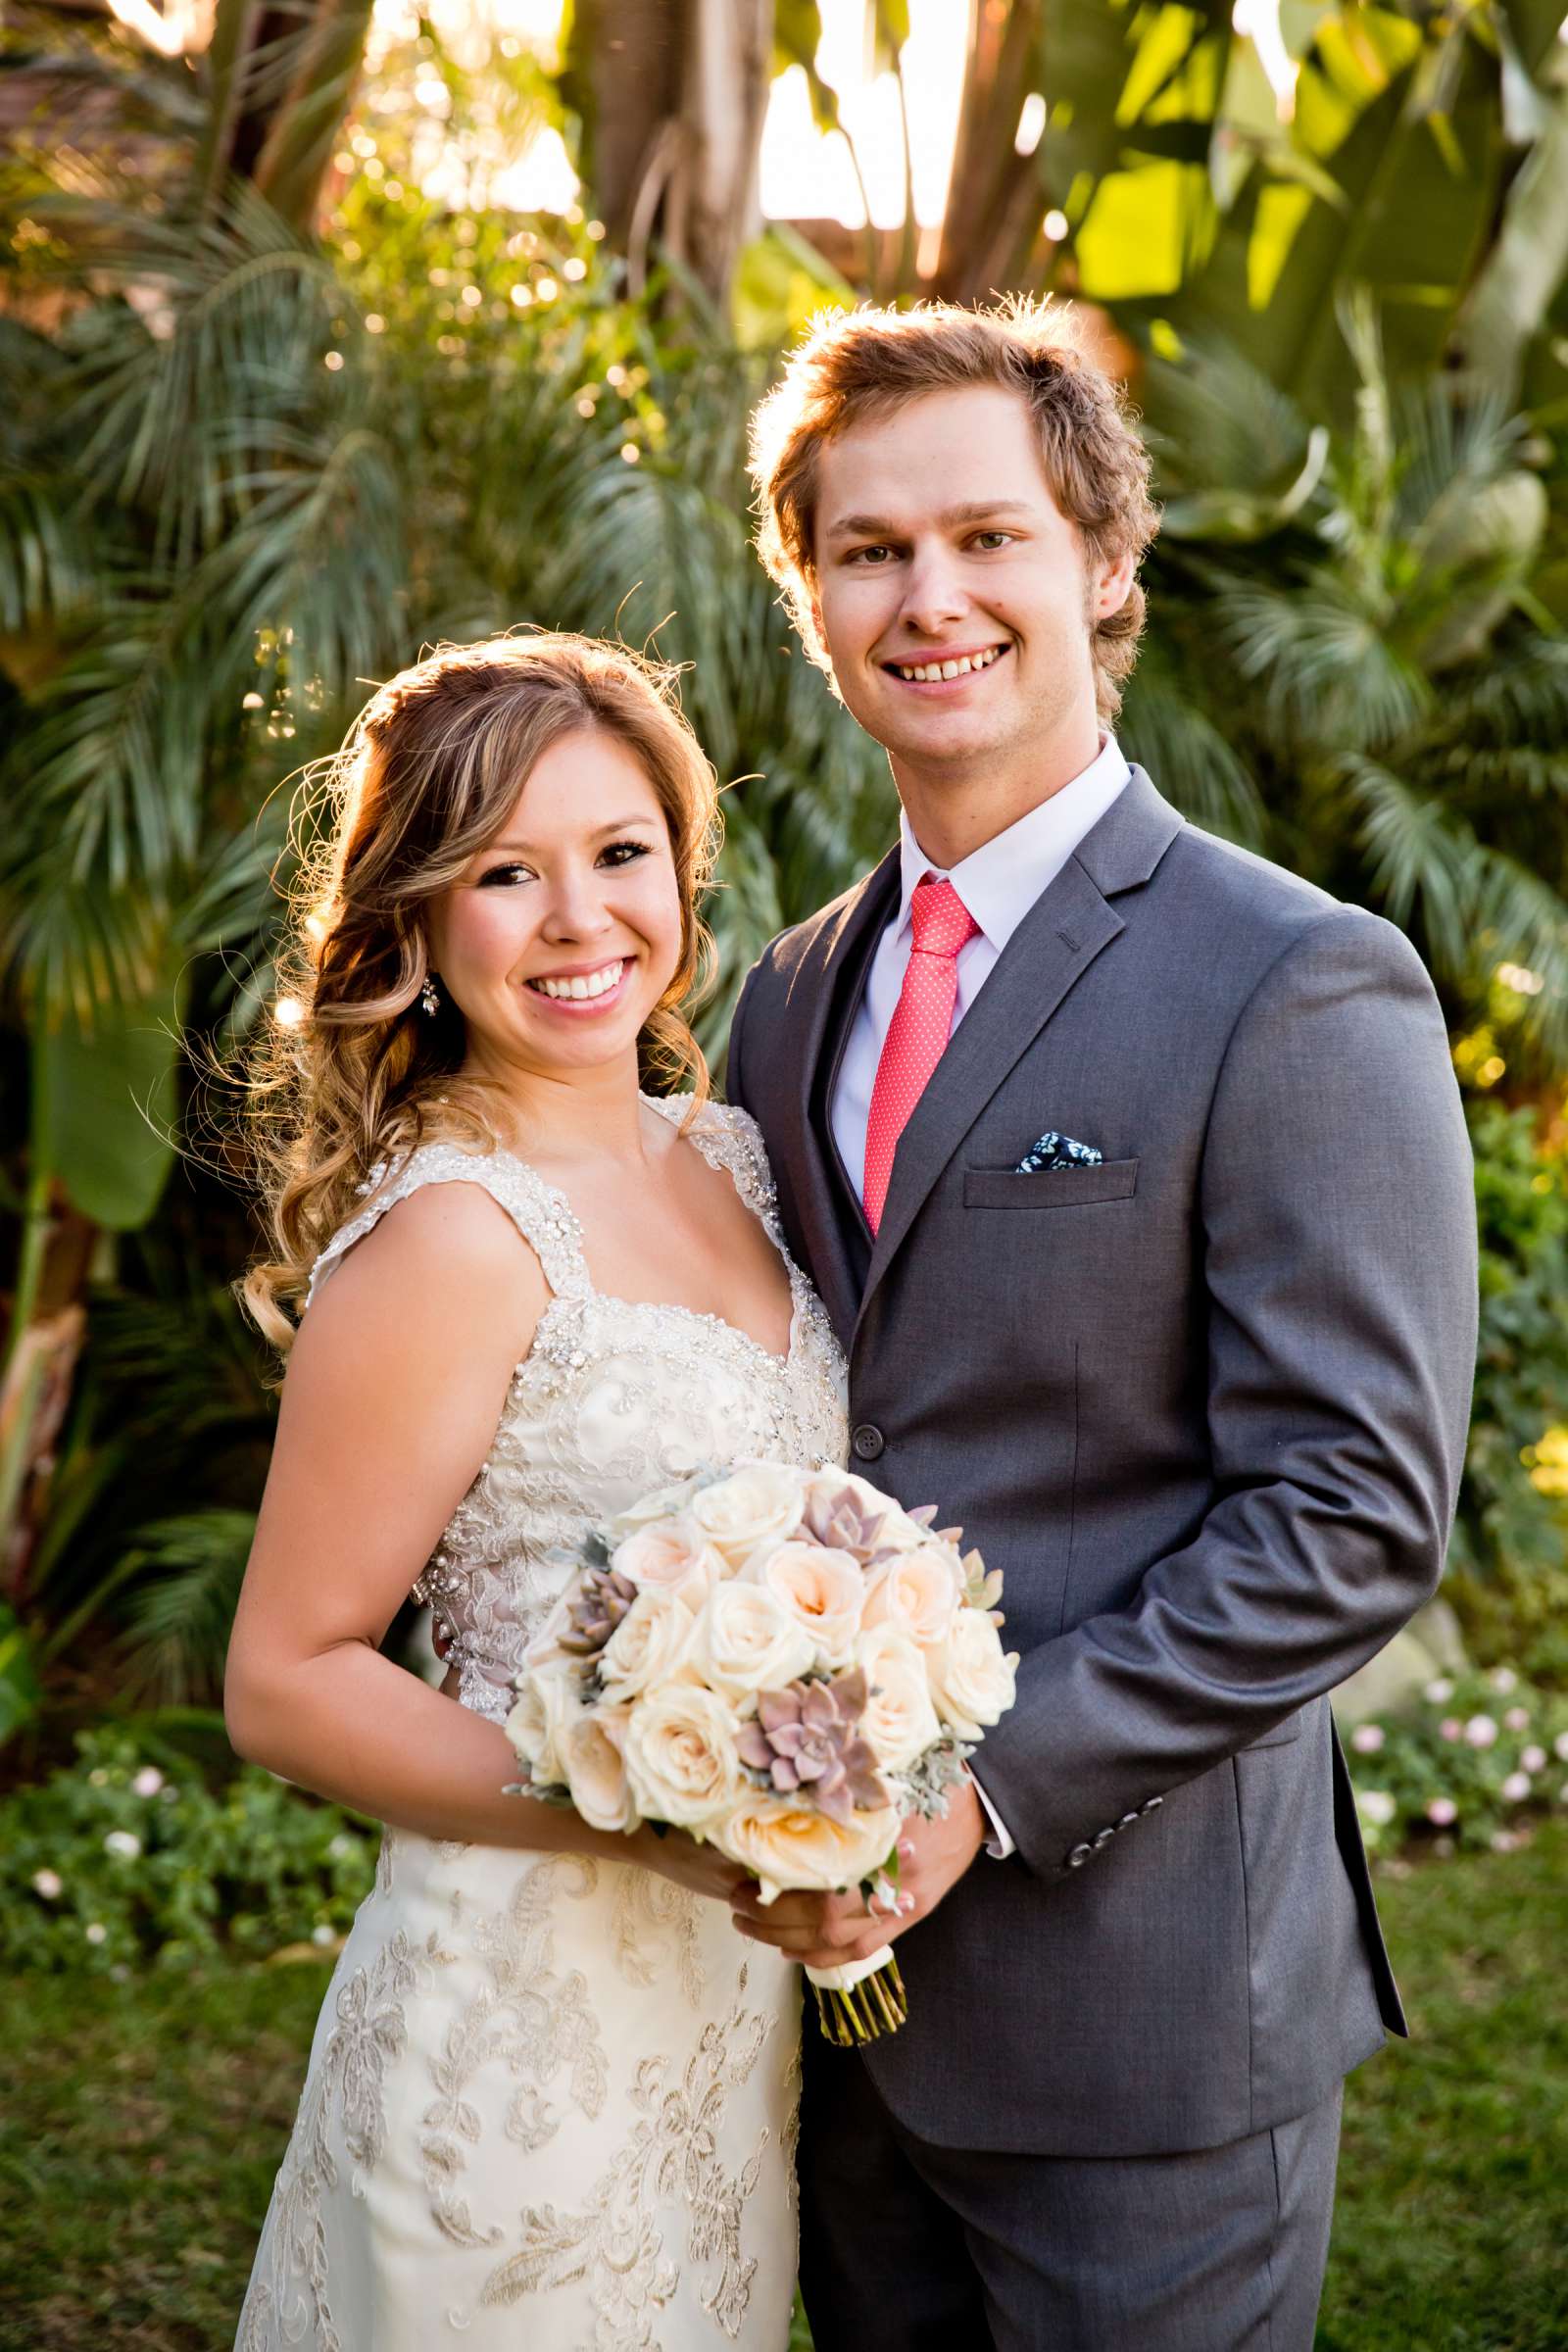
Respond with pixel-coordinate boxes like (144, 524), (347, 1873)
(724, 302), (1478, 2348)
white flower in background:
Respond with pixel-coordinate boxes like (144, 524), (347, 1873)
(1424, 1678), (1454, 1705)
(858, 1626), (942, 1772)
(687, 1463), (804, 1567)
(1491, 1667), (1518, 1694)
(1350, 1724), (1385, 1754)
(713, 1795), (902, 1905)
(926, 1608), (1018, 1741)
(506, 1660), (576, 1786)
(561, 1706), (639, 1834)
(311, 1923), (337, 1947)
(759, 1542), (864, 1666)
(611, 1521), (723, 1607)
(694, 1582), (815, 1700)
(31, 1869), (63, 1900)
(861, 1544), (962, 1648)
(599, 1587), (696, 1702)
(1464, 1714), (1498, 1748)
(1355, 1789), (1396, 1827)
(327, 1833), (356, 1860)
(84, 1922), (107, 1944)
(1440, 1717), (1462, 1742)
(1500, 1771), (1533, 1803)
(623, 1685), (746, 1829)
(1425, 1797), (1458, 1827)
(1503, 1705), (1531, 1734)
(131, 1767), (165, 1798)
(1521, 1744), (1547, 1775)
(1555, 1732), (1568, 1763)
(104, 1831), (141, 1861)
(1490, 1830), (1520, 1853)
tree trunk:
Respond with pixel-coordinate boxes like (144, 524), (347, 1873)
(931, 0), (1043, 304)
(569, 0), (772, 311)
(194, 0), (374, 231)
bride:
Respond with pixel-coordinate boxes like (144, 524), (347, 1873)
(225, 631), (848, 2349)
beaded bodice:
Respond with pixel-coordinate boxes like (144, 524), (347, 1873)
(307, 1095), (849, 1722)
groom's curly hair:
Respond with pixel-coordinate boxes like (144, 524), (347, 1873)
(749, 297), (1159, 721)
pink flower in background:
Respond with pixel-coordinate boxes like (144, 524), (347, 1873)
(1490, 1830), (1520, 1853)
(1491, 1667), (1518, 1694)
(1554, 1732), (1568, 1763)
(1351, 1724), (1385, 1754)
(1464, 1714), (1499, 1748)
(1425, 1797), (1457, 1827)
(1440, 1718), (1463, 1741)
(1503, 1706), (1530, 1734)
(1424, 1677), (1454, 1705)
(1521, 1744), (1547, 1774)
(31, 1869), (63, 1899)
(131, 1766), (164, 1798)
(1500, 1772), (1533, 1803)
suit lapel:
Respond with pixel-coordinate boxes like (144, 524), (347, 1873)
(785, 845), (901, 1342)
(854, 768), (1184, 1345)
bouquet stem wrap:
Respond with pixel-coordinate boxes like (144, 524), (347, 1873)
(807, 1946), (907, 2044)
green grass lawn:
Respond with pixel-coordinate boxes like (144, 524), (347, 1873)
(2, 1825), (1564, 2352)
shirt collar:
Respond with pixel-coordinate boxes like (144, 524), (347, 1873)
(895, 734), (1132, 952)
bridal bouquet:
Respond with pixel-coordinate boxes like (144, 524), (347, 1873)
(503, 1461), (1017, 2044)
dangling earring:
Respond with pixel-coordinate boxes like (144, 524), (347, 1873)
(420, 974), (441, 1017)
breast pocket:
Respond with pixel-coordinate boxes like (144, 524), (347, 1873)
(963, 1159), (1139, 1210)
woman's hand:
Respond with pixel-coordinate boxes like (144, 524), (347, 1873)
(628, 1822), (754, 1905)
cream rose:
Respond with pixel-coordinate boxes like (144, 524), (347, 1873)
(758, 1542), (865, 1667)
(858, 1626), (943, 1773)
(504, 1661), (576, 1787)
(860, 1544), (961, 1648)
(695, 1581), (816, 1700)
(687, 1464), (805, 1569)
(611, 1521), (723, 1608)
(926, 1608), (1019, 1741)
(712, 1797), (902, 1906)
(598, 1586), (696, 1702)
(623, 1685), (747, 1830)
(604, 1473), (706, 1545)
(560, 1706), (640, 1834)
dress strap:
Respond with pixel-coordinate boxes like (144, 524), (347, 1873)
(646, 1094), (785, 1250)
(305, 1143), (592, 1311)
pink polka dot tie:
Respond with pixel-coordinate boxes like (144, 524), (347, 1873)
(862, 875), (980, 1235)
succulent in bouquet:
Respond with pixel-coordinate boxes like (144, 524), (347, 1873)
(505, 1462), (1017, 2044)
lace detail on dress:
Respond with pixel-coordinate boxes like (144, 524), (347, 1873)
(305, 1145), (592, 1310)
(302, 1102), (849, 1729)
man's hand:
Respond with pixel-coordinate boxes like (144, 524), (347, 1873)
(728, 1777), (987, 1970)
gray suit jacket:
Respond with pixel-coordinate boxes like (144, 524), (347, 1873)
(726, 768), (1478, 2157)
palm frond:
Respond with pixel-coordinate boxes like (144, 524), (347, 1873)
(112, 1509), (257, 1704)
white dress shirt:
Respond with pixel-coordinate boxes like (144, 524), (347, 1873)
(829, 734), (1131, 1858)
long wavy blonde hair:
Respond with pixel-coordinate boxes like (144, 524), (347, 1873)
(242, 632), (721, 1353)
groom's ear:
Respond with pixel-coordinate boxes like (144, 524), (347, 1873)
(1095, 547), (1137, 621)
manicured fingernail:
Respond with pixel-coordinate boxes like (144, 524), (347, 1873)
(899, 1839), (915, 1860)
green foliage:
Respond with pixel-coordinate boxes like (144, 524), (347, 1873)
(0, 1726), (377, 1974)
(1447, 1101), (1568, 1679)
(1344, 1665), (1568, 1856)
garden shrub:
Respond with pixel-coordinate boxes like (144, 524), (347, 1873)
(0, 1728), (376, 1973)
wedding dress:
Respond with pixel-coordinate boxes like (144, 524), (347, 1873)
(236, 1096), (849, 2352)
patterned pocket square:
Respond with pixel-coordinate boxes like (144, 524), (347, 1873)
(1013, 1129), (1104, 1175)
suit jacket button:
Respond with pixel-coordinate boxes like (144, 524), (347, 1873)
(1066, 1842), (1092, 1868)
(1141, 1795), (1163, 1815)
(1094, 1828), (1115, 1849)
(852, 1424), (885, 1461)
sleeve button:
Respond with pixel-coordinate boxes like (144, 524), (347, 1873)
(1066, 1842), (1093, 1868)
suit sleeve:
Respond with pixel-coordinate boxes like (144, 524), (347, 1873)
(723, 964), (757, 1117)
(972, 907), (1479, 1878)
